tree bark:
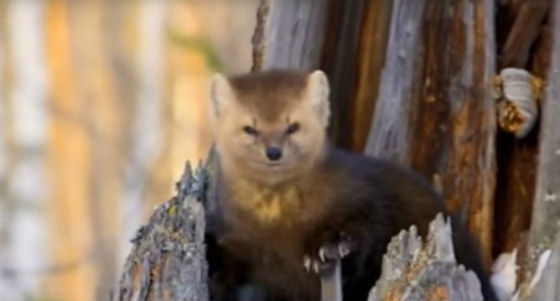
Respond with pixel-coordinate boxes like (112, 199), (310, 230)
(364, 0), (497, 267)
(115, 163), (209, 301)
(351, 0), (393, 151)
(319, 0), (367, 148)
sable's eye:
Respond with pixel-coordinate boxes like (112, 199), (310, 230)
(243, 125), (258, 136)
(286, 123), (299, 135)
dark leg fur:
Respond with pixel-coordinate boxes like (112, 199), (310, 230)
(451, 216), (498, 301)
(208, 219), (497, 301)
(301, 214), (497, 301)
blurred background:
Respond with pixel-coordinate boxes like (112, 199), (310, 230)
(0, 0), (258, 299)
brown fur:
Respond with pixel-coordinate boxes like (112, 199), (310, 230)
(210, 69), (328, 187)
(206, 70), (497, 301)
(228, 70), (308, 122)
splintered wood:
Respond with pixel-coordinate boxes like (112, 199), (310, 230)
(368, 214), (483, 301)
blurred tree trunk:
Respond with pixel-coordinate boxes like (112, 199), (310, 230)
(0, 1), (49, 299)
(44, 1), (97, 299)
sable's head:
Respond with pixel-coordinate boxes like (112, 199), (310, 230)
(209, 69), (330, 185)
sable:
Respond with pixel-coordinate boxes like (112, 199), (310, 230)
(206, 70), (496, 301)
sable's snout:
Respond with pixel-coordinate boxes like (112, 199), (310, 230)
(266, 147), (282, 161)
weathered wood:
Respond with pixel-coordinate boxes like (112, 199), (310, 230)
(251, 0), (269, 72)
(364, 0), (426, 165)
(351, 0), (393, 152)
(368, 214), (483, 301)
(526, 230), (560, 301)
(320, 0), (367, 148)
(493, 132), (538, 254)
(364, 0), (497, 266)
(411, 0), (497, 267)
(527, 0), (560, 273)
(501, 0), (551, 67)
(252, 0), (329, 71)
(115, 162), (208, 301)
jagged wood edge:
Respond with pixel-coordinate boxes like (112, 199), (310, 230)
(368, 214), (484, 301)
(114, 156), (213, 301)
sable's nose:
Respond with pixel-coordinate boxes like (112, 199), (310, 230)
(266, 147), (282, 161)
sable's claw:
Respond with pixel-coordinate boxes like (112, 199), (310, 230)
(303, 256), (312, 272)
(317, 240), (352, 263)
(319, 248), (327, 262)
(338, 242), (351, 258)
(304, 231), (355, 274)
(312, 260), (320, 274)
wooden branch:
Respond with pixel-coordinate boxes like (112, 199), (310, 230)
(368, 214), (484, 301)
(114, 162), (209, 301)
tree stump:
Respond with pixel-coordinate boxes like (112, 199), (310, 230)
(114, 162), (209, 301)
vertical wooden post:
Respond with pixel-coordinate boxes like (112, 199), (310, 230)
(527, 0), (560, 271)
(364, 0), (427, 165)
(252, 0), (329, 71)
(351, 0), (393, 151)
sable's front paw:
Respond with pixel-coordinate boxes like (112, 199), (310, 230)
(303, 231), (354, 274)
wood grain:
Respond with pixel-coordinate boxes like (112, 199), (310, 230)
(528, 0), (560, 271)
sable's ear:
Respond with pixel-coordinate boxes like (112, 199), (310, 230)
(307, 70), (331, 128)
(209, 73), (234, 121)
